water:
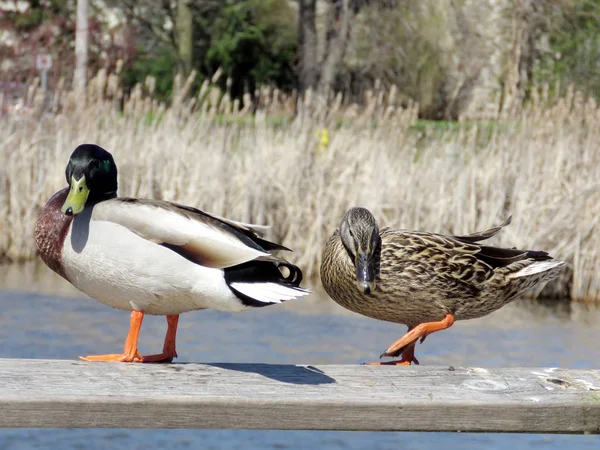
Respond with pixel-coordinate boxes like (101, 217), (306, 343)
(1, 264), (599, 449)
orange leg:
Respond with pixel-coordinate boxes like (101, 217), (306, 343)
(141, 315), (179, 363)
(378, 314), (455, 364)
(80, 310), (144, 362)
(79, 312), (180, 363)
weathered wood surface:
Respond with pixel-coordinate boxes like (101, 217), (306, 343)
(0, 359), (599, 433)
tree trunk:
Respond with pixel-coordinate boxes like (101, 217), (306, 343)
(177, 0), (194, 76)
(74, 0), (88, 98)
(298, 0), (318, 94)
(318, 0), (352, 96)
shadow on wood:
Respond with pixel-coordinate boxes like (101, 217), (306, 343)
(206, 363), (336, 385)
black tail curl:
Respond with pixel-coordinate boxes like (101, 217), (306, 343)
(223, 260), (303, 286)
(276, 261), (303, 286)
(223, 259), (306, 308)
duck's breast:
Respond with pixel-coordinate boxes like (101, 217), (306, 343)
(35, 188), (73, 280)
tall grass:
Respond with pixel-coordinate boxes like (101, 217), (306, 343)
(1, 72), (599, 302)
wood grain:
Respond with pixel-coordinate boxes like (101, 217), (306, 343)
(0, 359), (599, 432)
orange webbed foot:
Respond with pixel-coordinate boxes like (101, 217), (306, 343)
(79, 350), (144, 363)
(79, 313), (180, 364)
(80, 311), (144, 363)
(80, 350), (177, 364)
(364, 343), (420, 366)
(140, 351), (178, 363)
(364, 359), (414, 366)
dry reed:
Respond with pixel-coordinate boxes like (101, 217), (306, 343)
(1, 71), (598, 302)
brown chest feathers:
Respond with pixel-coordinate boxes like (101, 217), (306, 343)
(34, 188), (72, 280)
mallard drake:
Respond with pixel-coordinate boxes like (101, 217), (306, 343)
(320, 207), (566, 365)
(35, 144), (309, 362)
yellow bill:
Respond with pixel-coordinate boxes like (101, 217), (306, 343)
(61, 175), (89, 216)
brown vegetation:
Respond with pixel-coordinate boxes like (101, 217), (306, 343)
(0, 72), (598, 302)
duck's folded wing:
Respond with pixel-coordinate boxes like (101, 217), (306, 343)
(91, 198), (275, 269)
(172, 203), (291, 253)
(208, 214), (270, 238)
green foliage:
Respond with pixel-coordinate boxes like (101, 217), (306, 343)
(535, 0), (600, 99)
(119, 0), (297, 103)
(121, 44), (179, 102)
(205, 0), (297, 98)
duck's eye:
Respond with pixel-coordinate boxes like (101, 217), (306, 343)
(89, 159), (111, 174)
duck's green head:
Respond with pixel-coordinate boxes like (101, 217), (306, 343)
(339, 207), (381, 295)
(61, 144), (118, 216)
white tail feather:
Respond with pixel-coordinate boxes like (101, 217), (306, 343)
(230, 282), (310, 304)
(512, 260), (566, 278)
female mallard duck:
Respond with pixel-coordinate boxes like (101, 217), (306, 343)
(35, 144), (309, 363)
(320, 207), (566, 365)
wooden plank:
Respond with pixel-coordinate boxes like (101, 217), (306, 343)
(0, 359), (599, 433)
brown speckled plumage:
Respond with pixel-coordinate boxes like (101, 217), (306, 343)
(34, 187), (72, 280)
(320, 209), (566, 329)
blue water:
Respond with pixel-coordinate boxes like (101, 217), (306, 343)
(1, 280), (599, 449)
